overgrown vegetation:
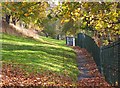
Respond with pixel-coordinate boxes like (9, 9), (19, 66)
(1, 33), (79, 81)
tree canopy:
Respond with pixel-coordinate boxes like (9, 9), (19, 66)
(53, 2), (120, 44)
(2, 1), (120, 45)
(2, 2), (48, 26)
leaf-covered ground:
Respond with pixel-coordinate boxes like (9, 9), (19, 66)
(1, 63), (75, 87)
(1, 33), (79, 87)
(73, 46), (112, 88)
(1, 46), (112, 87)
(1, 34), (112, 87)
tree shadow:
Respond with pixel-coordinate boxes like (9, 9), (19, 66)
(2, 43), (79, 80)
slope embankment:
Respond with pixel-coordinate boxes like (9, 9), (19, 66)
(1, 20), (39, 39)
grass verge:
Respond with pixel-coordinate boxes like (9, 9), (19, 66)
(1, 33), (79, 81)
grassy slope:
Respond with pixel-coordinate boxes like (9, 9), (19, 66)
(1, 33), (79, 81)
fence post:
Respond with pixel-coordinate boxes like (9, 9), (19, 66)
(100, 46), (103, 75)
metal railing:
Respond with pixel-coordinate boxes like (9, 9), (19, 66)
(100, 40), (119, 86)
(75, 33), (119, 86)
(75, 33), (101, 72)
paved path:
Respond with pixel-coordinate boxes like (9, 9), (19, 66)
(75, 48), (96, 80)
(73, 46), (111, 87)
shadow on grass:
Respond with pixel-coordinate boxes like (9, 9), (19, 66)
(2, 33), (80, 80)
(2, 44), (79, 80)
(2, 43), (75, 59)
(3, 33), (65, 46)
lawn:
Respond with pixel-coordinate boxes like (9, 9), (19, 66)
(1, 33), (79, 81)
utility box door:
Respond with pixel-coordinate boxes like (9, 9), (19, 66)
(66, 37), (75, 46)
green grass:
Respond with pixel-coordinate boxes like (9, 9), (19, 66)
(1, 33), (79, 81)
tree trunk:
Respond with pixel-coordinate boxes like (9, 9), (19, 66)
(12, 17), (16, 25)
(6, 14), (10, 24)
